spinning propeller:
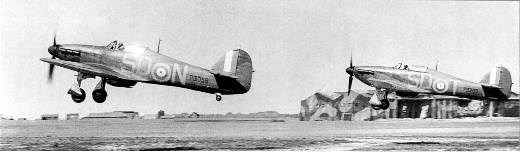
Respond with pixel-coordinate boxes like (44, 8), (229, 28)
(346, 52), (354, 96)
(47, 32), (59, 82)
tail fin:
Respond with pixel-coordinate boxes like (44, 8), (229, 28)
(211, 49), (253, 94)
(479, 67), (513, 100)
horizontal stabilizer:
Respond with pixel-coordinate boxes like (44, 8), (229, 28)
(480, 83), (502, 89)
(209, 70), (239, 79)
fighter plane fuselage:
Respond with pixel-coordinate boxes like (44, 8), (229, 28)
(347, 65), (511, 101)
(45, 44), (252, 95)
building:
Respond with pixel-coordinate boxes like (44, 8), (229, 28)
(158, 110), (165, 118)
(159, 114), (175, 119)
(300, 91), (382, 121)
(495, 92), (519, 117)
(114, 111), (139, 119)
(66, 113), (79, 120)
(387, 93), (471, 119)
(390, 92), (520, 118)
(188, 112), (200, 118)
(82, 111), (137, 119)
(300, 90), (520, 121)
(248, 111), (280, 118)
(142, 114), (158, 119)
(41, 114), (59, 120)
(174, 113), (190, 118)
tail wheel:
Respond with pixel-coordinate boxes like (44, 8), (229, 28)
(92, 89), (107, 103)
(216, 94), (222, 101)
(71, 89), (86, 103)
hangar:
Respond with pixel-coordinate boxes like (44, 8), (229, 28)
(300, 90), (519, 121)
(82, 111), (139, 119)
(66, 113), (79, 120)
(41, 114), (59, 120)
(300, 91), (380, 121)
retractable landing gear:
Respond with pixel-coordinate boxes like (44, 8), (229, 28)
(92, 78), (108, 103)
(68, 72), (89, 103)
(371, 89), (390, 110)
(215, 93), (222, 101)
(371, 99), (390, 110)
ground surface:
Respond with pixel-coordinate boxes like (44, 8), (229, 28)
(0, 117), (519, 151)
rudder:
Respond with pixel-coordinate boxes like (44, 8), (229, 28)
(211, 49), (253, 93)
(480, 67), (513, 100)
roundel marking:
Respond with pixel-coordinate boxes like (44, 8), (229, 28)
(432, 79), (449, 93)
(436, 82), (445, 90)
(152, 63), (171, 83)
(156, 68), (166, 77)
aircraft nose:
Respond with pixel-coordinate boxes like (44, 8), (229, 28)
(48, 45), (57, 56)
(346, 67), (354, 75)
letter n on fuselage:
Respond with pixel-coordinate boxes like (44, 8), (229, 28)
(172, 64), (188, 85)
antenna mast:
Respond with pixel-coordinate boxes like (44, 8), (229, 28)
(157, 37), (162, 53)
(435, 59), (439, 70)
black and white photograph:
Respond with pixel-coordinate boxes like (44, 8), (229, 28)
(1, 0), (519, 151)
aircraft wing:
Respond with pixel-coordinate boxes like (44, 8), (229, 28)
(209, 70), (239, 79)
(368, 78), (431, 93)
(40, 58), (146, 81)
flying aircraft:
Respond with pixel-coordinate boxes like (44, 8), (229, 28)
(40, 35), (253, 103)
(345, 57), (512, 110)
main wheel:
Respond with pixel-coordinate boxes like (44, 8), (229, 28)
(92, 89), (107, 103)
(71, 89), (86, 103)
(380, 99), (390, 110)
(216, 94), (222, 101)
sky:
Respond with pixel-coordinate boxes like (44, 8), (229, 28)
(1, 0), (518, 120)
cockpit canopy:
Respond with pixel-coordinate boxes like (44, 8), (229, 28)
(106, 40), (147, 54)
(123, 46), (147, 55)
(107, 40), (125, 50)
(394, 63), (403, 69)
(394, 63), (428, 72)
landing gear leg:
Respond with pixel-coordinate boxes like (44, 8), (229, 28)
(68, 72), (87, 103)
(372, 89), (390, 110)
(215, 93), (222, 101)
(92, 78), (108, 103)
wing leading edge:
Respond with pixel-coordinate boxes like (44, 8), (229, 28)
(368, 78), (432, 93)
(40, 58), (146, 81)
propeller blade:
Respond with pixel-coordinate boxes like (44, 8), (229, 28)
(48, 63), (54, 82)
(53, 30), (57, 46)
(349, 52), (353, 68)
(348, 75), (353, 96)
(49, 30), (59, 58)
(347, 51), (354, 96)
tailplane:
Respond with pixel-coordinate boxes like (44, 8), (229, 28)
(211, 49), (253, 94)
(479, 67), (513, 100)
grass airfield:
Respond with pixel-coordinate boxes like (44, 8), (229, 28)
(1, 117), (518, 151)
